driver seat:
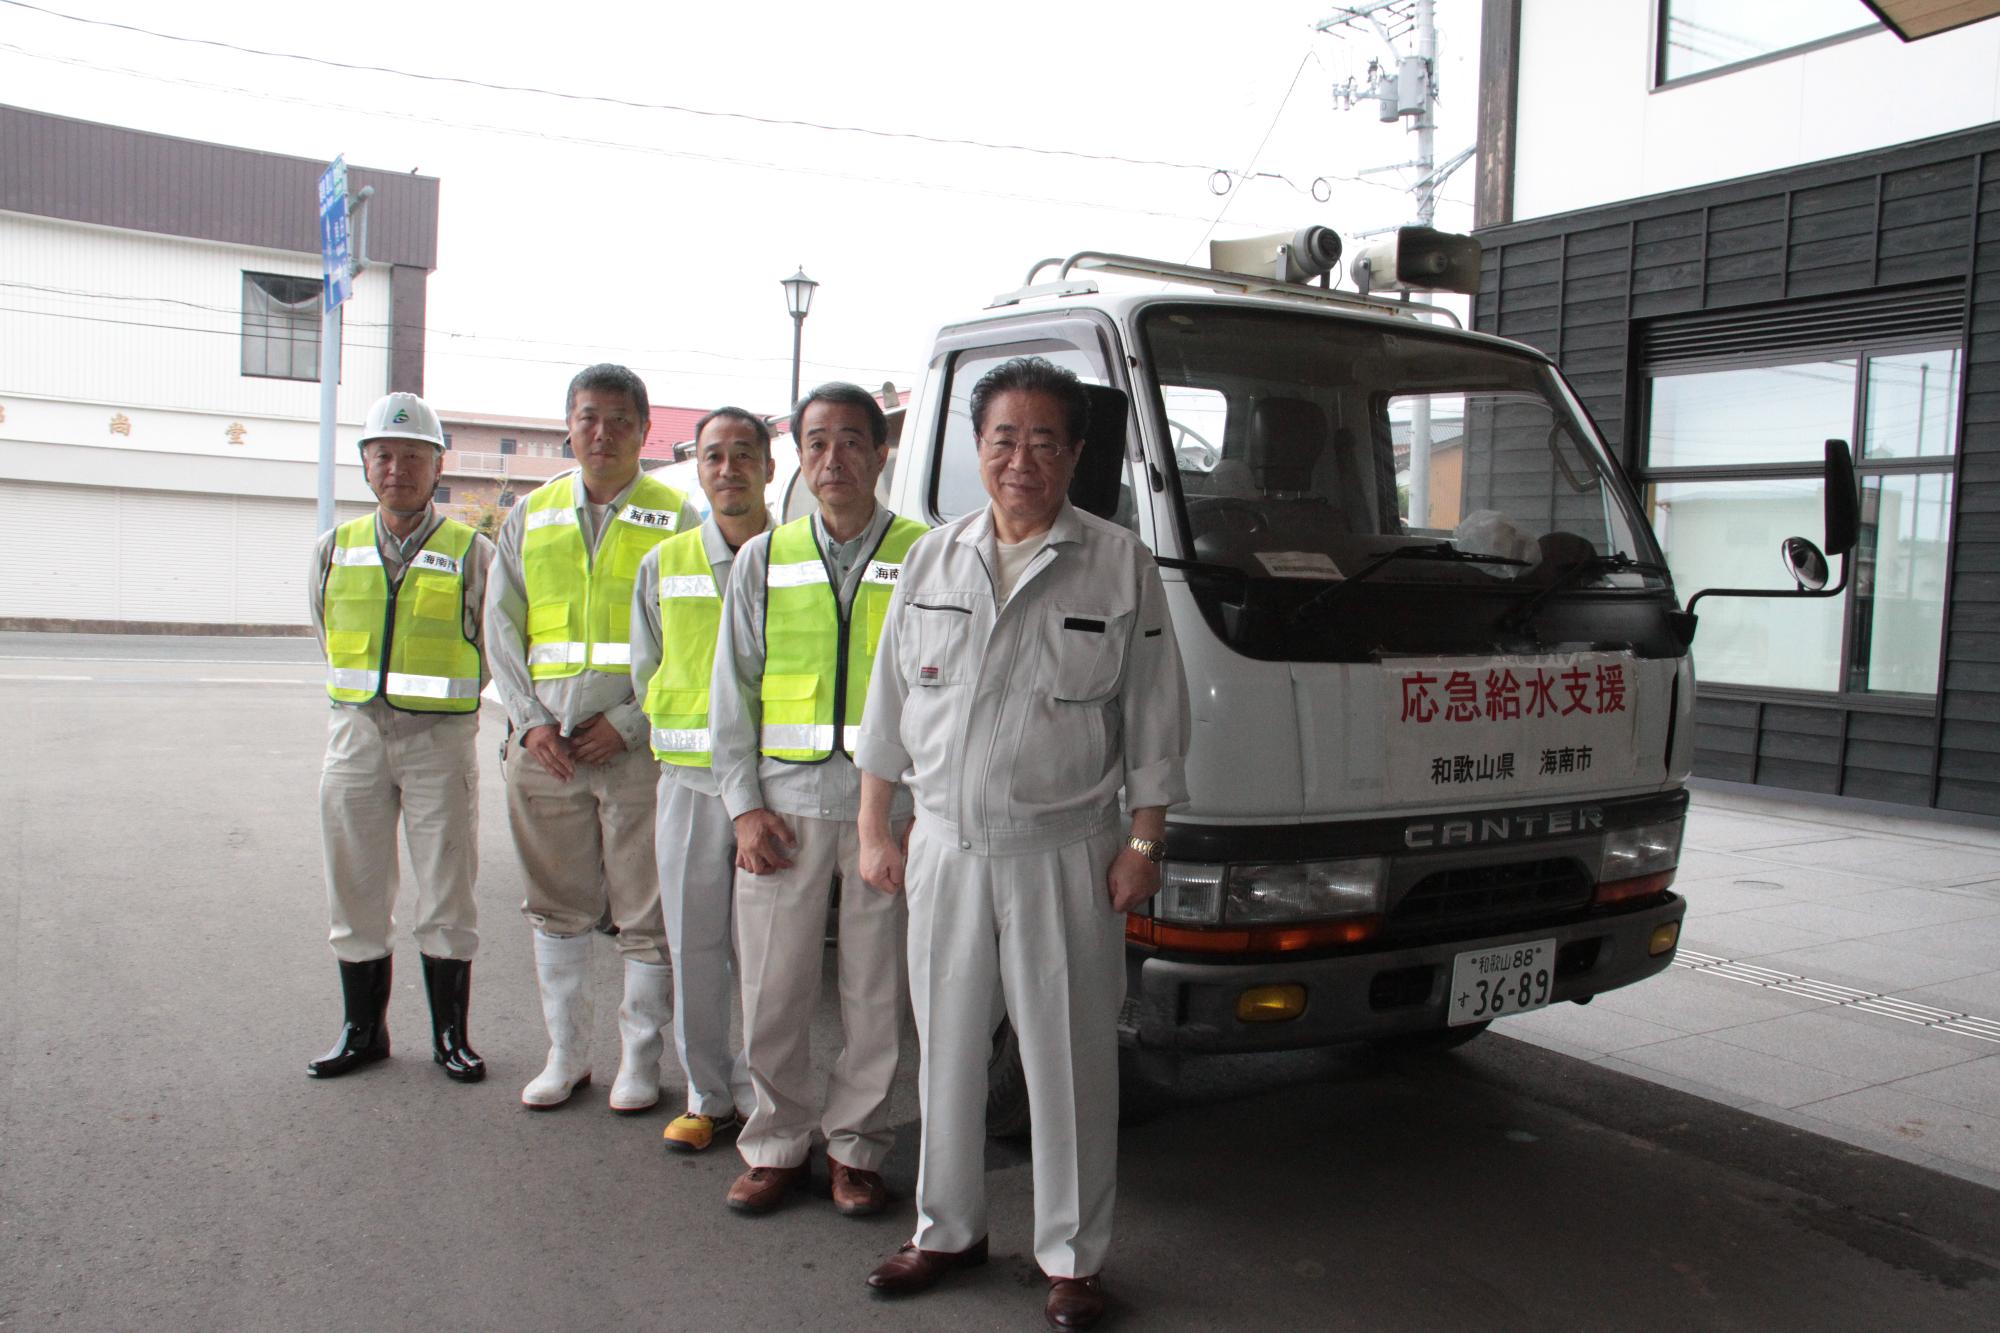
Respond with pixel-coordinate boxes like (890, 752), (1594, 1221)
(1247, 397), (1326, 496)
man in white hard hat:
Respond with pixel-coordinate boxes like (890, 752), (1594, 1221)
(487, 364), (700, 1113)
(630, 407), (775, 1153)
(856, 357), (1189, 1331)
(707, 382), (923, 1217)
(307, 390), (494, 1084)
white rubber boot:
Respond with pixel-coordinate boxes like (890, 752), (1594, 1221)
(521, 930), (594, 1109)
(609, 957), (671, 1114)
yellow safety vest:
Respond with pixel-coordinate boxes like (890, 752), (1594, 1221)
(521, 470), (688, 679)
(760, 513), (926, 763)
(644, 528), (724, 767)
(324, 516), (482, 713)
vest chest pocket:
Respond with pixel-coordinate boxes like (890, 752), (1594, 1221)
(410, 576), (461, 622)
(904, 601), (973, 687)
(1049, 607), (1131, 703)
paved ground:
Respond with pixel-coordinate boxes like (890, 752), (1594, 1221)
(1508, 783), (2000, 1188)
(3, 633), (1999, 1330)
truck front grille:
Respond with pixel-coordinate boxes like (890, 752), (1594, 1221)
(1385, 857), (1593, 940)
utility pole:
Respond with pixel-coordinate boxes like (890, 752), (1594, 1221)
(1319, 0), (1467, 530)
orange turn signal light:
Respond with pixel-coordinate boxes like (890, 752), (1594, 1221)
(1593, 870), (1676, 907)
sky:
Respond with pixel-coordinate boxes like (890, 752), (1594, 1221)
(0, 0), (1483, 424)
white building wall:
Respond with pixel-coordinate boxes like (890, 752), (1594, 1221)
(1511, 2), (2000, 222)
(0, 210), (393, 437)
(0, 209), (401, 626)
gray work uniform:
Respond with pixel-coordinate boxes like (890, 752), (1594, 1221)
(309, 506), (494, 964)
(856, 500), (1190, 1278)
(629, 516), (770, 1118)
(708, 505), (914, 1172)
(485, 469), (700, 961)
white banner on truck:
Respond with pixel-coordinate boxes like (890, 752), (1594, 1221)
(1382, 651), (1644, 804)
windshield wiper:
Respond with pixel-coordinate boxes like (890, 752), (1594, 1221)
(1504, 552), (1673, 631)
(1155, 555), (1250, 589)
(1287, 543), (1530, 625)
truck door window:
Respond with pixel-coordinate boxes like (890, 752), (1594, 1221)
(932, 341), (1111, 524)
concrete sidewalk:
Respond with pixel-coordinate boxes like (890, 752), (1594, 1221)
(1505, 779), (2000, 1189)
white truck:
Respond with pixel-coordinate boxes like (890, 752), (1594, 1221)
(874, 226), (1855, 1123)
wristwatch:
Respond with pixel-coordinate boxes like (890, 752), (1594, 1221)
(1125, 836), (1166, 864)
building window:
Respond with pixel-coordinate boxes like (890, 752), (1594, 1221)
(561, 439), (574, 459)
(241, 272), (322, 380)
(499, 436), (517, 455)
(1643, 344), (1960, 698)
(1656, 0), (1878, 85)
(442, 431), (454, 450)
(433, 483), (452, 504)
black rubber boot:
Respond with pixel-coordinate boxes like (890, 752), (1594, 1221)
(421, 954), (486, 1083)
(306, 955), (392, 1079)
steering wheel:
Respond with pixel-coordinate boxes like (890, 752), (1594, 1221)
(1187, 496), (1268, 536)
(1170, 421), (1220, 472)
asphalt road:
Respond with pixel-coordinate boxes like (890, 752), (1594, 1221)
(3, 637), (1998, 1331)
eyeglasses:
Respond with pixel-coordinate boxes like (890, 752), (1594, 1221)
(977, 437), (1072, 462)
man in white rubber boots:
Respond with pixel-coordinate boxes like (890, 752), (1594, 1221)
(856, 358), (1189, 1331)
(486, 364), (698, 1112)
(308, 391), (493, 1083)
(708, 382), (925, 1217)
(630, 407), (774, 1152)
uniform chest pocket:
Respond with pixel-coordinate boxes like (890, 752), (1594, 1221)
(1048, 606), (1131, 703)
(904, 600), (974, 687)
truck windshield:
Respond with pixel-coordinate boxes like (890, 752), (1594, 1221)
(1141, 303), (1673, 659)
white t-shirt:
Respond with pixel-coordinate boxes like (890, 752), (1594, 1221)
(995, 533), (1048, 603)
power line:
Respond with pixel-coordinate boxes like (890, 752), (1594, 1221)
(0, 39), (1283, 228)
(0, 303), (915, 386)
(1182, 49), (1318, 264)
(0, 0), (1303, 188)
(0, 278), (913, 374)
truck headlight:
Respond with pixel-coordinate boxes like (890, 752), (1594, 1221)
(1223, 857), (1386, 923)
(1153, 862), (1225, 924)
(1597, 819), (1683, 882)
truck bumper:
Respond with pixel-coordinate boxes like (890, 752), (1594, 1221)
(1122, 893), (1686, 1053)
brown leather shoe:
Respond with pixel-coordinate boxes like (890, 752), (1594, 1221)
(1045, 1274), (1106, 1329)
(726, 1164), (803, 1215)
(828, 1158), (890, 1217)
(865, 1237), (990, 1295)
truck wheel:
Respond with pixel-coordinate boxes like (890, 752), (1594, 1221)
(987, 1019), (1033, 1140)
(985, 1020), (1180, 1137)
(1371, 1021), (1491, 1057)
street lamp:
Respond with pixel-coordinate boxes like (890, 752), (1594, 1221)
(781, 266), (818, 413)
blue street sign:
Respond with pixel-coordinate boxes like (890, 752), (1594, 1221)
(318, 156), (351, 312)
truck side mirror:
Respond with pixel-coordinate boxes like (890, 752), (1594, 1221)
(1822, 438), (1858, 557)
(1781, 536), (1829, 592)
(1682, 438), (1856, 624)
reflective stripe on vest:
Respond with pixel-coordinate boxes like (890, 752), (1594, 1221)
(759, 513), (926, 763)
(324, 516), (482, 713)
(520, 471), (688, 680)
(643, 527), (724, 767)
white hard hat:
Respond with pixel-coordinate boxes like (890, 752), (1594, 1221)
(359, 392), (446, 451)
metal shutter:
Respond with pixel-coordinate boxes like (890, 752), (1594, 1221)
(1640, 283), (1965, 368)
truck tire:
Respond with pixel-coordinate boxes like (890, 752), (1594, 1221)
(1371, 1020), (1491, 1057)
(986, 1020), (1180, 1138)
(986, 1019), (1033, 1140)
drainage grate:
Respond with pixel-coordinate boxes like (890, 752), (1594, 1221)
(1672, 949), (2000, 1045)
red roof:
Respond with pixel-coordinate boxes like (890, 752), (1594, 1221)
(643, 407), (708, 460)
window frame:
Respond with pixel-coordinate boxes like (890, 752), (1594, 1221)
(1650, 0), (1879, 91)
(1640, 334), (1960, 707)
(240, 270), (324, 382)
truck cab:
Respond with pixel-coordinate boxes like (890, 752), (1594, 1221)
(887, 239), (1708, 1105)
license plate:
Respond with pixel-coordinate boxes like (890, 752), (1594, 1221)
(1447, 938), (1556, 1026)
